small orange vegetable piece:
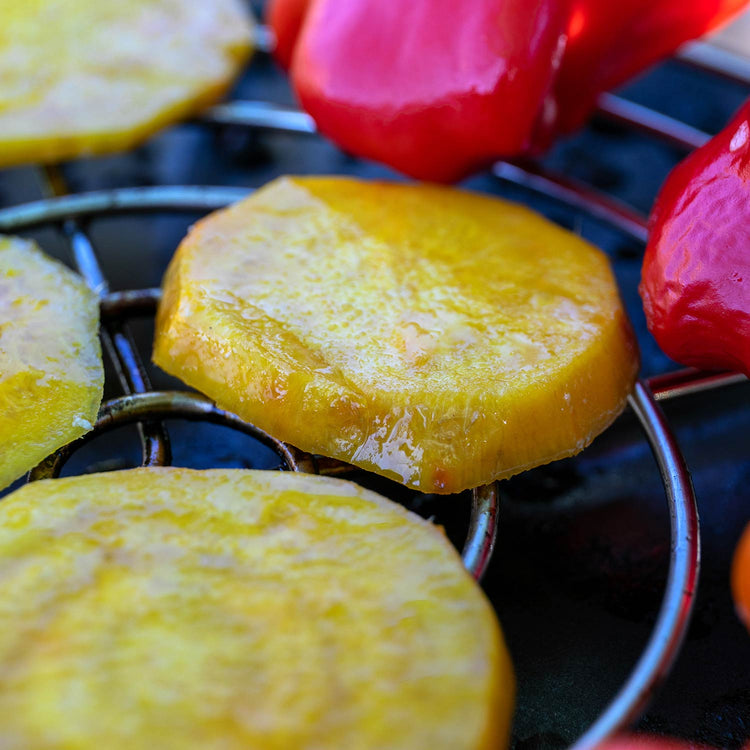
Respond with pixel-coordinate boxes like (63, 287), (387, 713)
(0, 0), (254, 167)
(0, 236), (103, 489)
(0, 467), (514, 749)
(154, 177), (639, 493)
(732, 520), (750, 630)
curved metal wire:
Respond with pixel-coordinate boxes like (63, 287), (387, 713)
(200, 98), (656, 242)
(36, 166), (171, 467)
(2, 183), (707, 736)
(649, 368), (747, 400)
(570, 380), (700, 749)
(27, 387), (499, 580)
(492, 160), (650, 243)
(204, 100), (316, 133)
(678, 40), (750, 85)
(595, 93), (710, 151)
(0, 186), (250, 231)
(28, 391), (300, 479)
(464, 483), (499, 579)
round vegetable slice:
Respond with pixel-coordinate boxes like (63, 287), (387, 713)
(0, 235), (103, 489)
(0, 0), (254, 168)
(0, 467), (514, 749)
(154, 176), (639, 493)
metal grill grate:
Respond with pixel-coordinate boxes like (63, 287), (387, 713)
(1, 19), (749, 749)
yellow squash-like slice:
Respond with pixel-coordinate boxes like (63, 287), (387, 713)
(0, 467), (514, 749)
(0, 0), (254, 167)
(0, 235), (103, 489)
(155, 177), (639, 493)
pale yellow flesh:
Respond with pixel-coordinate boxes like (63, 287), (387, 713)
(154, 177), (639, 493)
(0, 0), (254, 167)
(0, 467), (514, 750)
(0, 236), (103, 489)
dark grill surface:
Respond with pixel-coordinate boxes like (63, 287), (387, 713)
(1, 4), (749, 747)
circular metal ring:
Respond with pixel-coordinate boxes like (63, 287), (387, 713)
(28, 390), (300, 477)
(27, 389), (500, 581)
(570, 380), (700, 748)
(0, 186), (251, 230)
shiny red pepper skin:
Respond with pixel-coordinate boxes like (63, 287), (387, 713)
(534, 0), (750, 145)
(288, 0), (570, 181)
(266, 0), (310, 70)
(268, 0), (750, 179)
(640, 99), (750, 376)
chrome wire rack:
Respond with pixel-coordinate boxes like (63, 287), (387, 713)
(0, 163), (698, 750)
(1, 19), (749, 750)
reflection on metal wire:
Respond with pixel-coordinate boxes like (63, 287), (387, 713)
(679, 40), (750, 85)
(571, 380), (699, 748)
(37, 166), (170, 467)
(28, 391), (299, 479)
(0, 186), (251, 231)
(595, 93), (710, 151)
(27, 388), (499, 580)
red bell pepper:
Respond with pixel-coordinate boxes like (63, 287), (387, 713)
(282, 0), (571, 181)
(534, 0), (750, 146)
(640, 98), (750, 376)
(268, 0), (750, 180)
(266, 0), (310, 70)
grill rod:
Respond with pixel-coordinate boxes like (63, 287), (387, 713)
(571, 380), (699, 750)
(595, 93), (710, 151)
(202, 99), (648, 241)
(679, 40), (750, 85)
(36, 167), (170, 467)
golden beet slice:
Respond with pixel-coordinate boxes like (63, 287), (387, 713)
(154, 177), (639, 493)
(0, 467), (514, 749)
(0, 0), (253, 167)
(0, 236), (103, 489)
